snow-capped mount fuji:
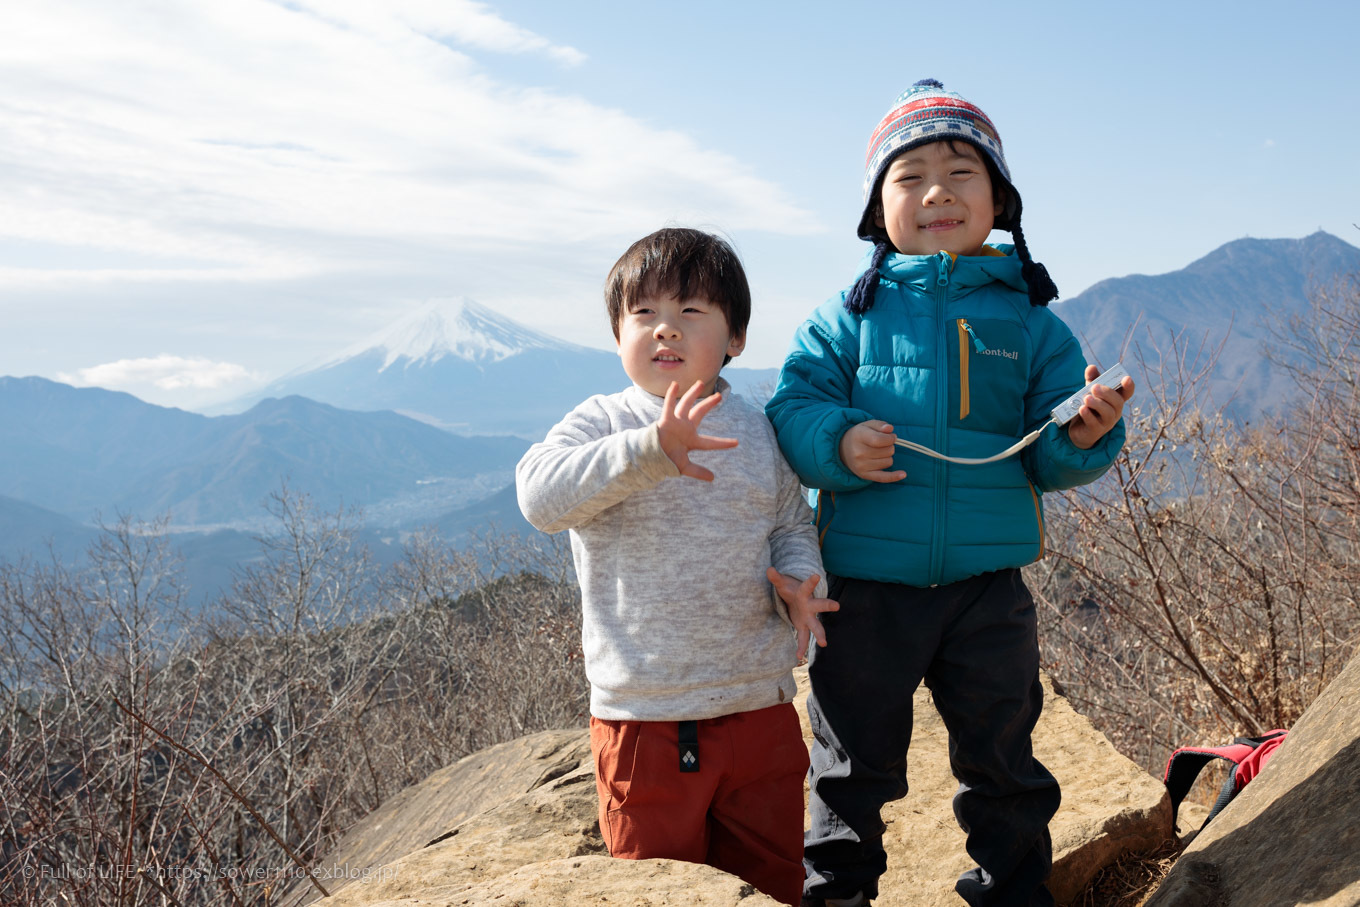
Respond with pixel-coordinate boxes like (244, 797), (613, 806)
(318, 298), (569, 370)
(228, 298), (777, 438)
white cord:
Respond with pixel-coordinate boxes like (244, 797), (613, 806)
(893, 419), (1053, 465)
(883, 362), (1126, 467)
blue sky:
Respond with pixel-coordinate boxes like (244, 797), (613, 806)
(2, 0), (1357, 408)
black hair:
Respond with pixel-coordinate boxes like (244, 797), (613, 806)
(605, 228), (751, 364)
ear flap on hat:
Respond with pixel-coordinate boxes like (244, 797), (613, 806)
(995, 184), (1020, 232)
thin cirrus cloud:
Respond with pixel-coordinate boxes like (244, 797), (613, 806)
(371, 0), (588, 66)
(58, 356), (259, 391)
(0, 0), (817, 289)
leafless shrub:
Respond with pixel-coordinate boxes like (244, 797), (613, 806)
(1032, 282), (1360, 775)
(0, 490), (584, 905)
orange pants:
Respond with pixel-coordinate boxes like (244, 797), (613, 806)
(590, 703), (809, 906)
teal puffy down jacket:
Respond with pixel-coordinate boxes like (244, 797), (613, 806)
(765, 247), (1124, 588)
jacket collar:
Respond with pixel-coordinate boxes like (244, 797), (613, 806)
(865, 244), (1028, 295)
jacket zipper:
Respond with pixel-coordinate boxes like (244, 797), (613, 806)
(1027, 480), (1046, 560)
(816, 491), (835, 548)
(961, 320), (986, 352)
(931, 254), (951, 585)
(958, 319), (986, 420)
(956, 320), (970, 420)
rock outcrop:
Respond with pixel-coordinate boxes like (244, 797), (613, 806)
(281, 730), (592, 907)
(1146, 651), (1360, 907)
(298, 669), (1173, 906)
(320, 855), (783, 907)
(305, 761), (604, 905)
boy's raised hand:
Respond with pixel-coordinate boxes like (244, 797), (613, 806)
(1067, 364), (1135, 450)
(766, 568), (839, 662)
(840, 420), (906, 483)
(657, 380), (739, 482)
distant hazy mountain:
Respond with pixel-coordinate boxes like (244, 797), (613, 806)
(430, 482), (532, 541)
(224, 298), (778, 437)
(1055, 231), (1360, 417)
(0, 491), (250, 608)
(0, 494), (98, 562)
(0, 507), (410, 612)
(0, 377), (527, 529)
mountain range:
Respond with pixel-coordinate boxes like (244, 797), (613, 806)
(0, 377), (526, 530)
(222, 298), (780, 437)
(3, 231), (1358, 603)
(1055, 231), (1360, 417)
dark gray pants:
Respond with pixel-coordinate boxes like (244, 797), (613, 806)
(803, 569), (1059, 906)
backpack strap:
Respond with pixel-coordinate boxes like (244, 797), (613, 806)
(1228, 730), (1288, 789)
(1163, 742), (1256, 827)
(1162, 730), (1289, 830)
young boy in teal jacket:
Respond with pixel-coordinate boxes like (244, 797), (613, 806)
(766, 80), (1134, 907)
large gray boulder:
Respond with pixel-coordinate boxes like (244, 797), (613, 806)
(321, 855), (782, 907)
(283, 729), (591, 906)
(311, 762), (606, 905)
(1146, 650), (1360, 907)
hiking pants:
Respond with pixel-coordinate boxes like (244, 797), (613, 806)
(590, 702), (809, 906)
(803, 569), (1060, 906)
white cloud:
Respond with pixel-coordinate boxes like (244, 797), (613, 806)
(361, 0), (587, 65)
(59, 356), (258, 390)
(0, 0), (814, 290)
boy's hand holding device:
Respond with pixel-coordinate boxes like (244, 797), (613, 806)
(1066, 364), (1135, 450)
(840, 419), (907, 484)
(656, 379), (739, 482)
(765, 567), (840, 661)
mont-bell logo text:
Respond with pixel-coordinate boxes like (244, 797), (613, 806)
(979, 348), (1020, 361)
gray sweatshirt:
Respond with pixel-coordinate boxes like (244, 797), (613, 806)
(516, 380), (826, 721)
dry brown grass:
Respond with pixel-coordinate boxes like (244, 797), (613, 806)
(1065, 839), (1184, 907)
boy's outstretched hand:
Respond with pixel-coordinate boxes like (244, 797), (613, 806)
(1067, 364), (1135, 450)
(840, 420), (906, 483)
(657, 380), (739, 482)
(766, 567), (839, 662)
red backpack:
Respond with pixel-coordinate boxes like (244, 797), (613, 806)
(1162, 730), (1289, 830)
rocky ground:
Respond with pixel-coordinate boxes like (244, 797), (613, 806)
(285, 669), (1177, 906)
(279, 651), (1360, 906)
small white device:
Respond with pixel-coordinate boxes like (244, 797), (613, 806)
(1050, 362), (1130, 427)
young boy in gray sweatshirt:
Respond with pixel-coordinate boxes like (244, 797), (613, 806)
(516, 227), (836, 906)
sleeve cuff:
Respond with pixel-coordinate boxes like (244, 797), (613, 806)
(770, 560), (830, 604)
(1037, 419), (1125, 488)
(812, 408), (878, 491)
(632, 423), (683, 482)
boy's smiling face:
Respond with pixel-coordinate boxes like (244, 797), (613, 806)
(875, 140), (1003, 257)
(616, 293), (745, 398)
